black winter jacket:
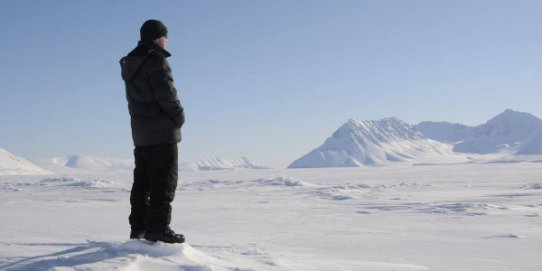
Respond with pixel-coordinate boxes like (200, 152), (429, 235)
(120, 41), (185, 147)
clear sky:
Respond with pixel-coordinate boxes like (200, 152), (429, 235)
(1, 0), (541, 168)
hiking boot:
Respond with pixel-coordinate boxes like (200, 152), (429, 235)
(130, 230), (145, 239)
(144, 228), (185, 244)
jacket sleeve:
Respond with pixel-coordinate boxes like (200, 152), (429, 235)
(148, 57), (185, 128)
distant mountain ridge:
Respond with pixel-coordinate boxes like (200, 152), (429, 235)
(290, 109), (542, 168)
(3, 110), (541, 173)
(288, 118), (466, 168)
(415, 121), (471, 143)
(35, 155), (134, 173)
(179, 157), (269, 171)
(417, 109), (542, 154)
(516, 133), (542, 155)
(32, 155), (269, 174)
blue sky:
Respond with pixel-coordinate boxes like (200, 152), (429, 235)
(1, 0), (541, 168)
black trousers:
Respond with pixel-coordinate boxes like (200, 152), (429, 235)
(129, 143), (178, 233)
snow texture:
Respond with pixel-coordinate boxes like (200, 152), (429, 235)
(289, 118), (466, 168)
(32, 155), (269, 174)
(515, 132), (542, 155)
(35, 155), (135, 173)
(291, 109), (542, 168)
(0, 148), (52, 175)
(1, 164), (541, 270)
(418, 109), (542, 154)
(179, 157), (270, 171)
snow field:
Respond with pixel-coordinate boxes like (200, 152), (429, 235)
(0, 163), (541, 270)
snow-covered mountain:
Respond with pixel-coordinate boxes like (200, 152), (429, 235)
(416, 121), (472, 143)
(0, 148), (52, 175)
(514, 133), (542, 155)
(35, 155), (269, 172)
(289, 118), (466, 168)
(418, 109), (542, 154)
(179, 157), (269, 171)
(35, 155), (135, 173)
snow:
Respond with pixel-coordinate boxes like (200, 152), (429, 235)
(32, 155), (269, 173)
(34, 155), (135, 173)
(290, 110), (542, 169)
(1, 163), (541, 270)
(28, 155), (270, 174)
(179, 157), (270, 171)
(515, 132), (542, 155)
(255, 177), (310, 187)
(419, 109), (542, 154)
(2, 109), (542, 270)
(289, 118), (469, 168)
(0, 148), (52, 175)
(3, 240), (267, 271)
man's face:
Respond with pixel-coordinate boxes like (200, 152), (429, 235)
(155, 36), (168, 49)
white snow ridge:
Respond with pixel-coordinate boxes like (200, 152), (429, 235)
(36, 155), (134, 173)
(289, 118), (465, 168)
(33, 155), (268, 173)
(2, 240), (272, 271)
(180, 157), (269, 171)
(418, 109), (542, 155)
(0, 148), (52, 175)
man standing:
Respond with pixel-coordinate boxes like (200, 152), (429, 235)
(120, 19), (185, 244)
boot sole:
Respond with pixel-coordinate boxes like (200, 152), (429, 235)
(144, 234), (185, 244)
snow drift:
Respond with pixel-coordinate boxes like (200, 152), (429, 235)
(2, 240), (270, 271)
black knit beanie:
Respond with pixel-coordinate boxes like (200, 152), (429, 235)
(140, 19), (168, 41)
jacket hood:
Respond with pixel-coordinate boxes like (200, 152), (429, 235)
(120, 55), (148, 81)
(120, 41), (171, 81)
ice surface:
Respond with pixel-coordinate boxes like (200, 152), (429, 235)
(1, 163), (541, 270)
(2, 240), (264, 271)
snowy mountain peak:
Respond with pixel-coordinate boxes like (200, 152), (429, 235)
(289, 117), (462, 168)
(416, 109), (542, 155)
(453, 109), (542, 154)
(485, 109), (542, 129)
(0, 148), (52, 175)
(335, 117), (423, 144)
